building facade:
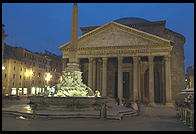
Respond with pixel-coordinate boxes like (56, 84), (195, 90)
(2, 44), (62, 96)
(59, 17), (186, 105)
(2, 24), (7, 60)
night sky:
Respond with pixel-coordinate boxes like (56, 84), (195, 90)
(2, 3), (194, 71)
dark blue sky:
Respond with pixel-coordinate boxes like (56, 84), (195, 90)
(2, 3), (194, 70)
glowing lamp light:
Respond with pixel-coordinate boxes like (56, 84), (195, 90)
(2, 66), (5, 70)
(29, 70), (33, 75)
(45, 73), (52, 82)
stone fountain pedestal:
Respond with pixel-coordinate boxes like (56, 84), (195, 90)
(28, 62), (107, 111)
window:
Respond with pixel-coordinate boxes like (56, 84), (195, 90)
(20, 75), (22, 79)
(33, 62), (35, 66)
(13, 74), (16, 79)
(25, 61), (26, 64)
(14, 61), (16, 63)
(4, 73), (7, 78)
(21, 68), (22, 71)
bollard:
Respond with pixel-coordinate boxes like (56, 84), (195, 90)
(189, 111), (194, 128)
(176, 107), (180, 118)
(186, 110), (190, 126)
(183, 108), (187, 124)
(100, 102), (107, 119)
(180, 107), (183, 121)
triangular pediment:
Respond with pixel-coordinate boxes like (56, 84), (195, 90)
(59, 22), (172, 50)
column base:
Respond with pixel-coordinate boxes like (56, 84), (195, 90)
(165, 102), (174, 107)
(147, 102), (175, 107)
(107, 97), (116, 104)
(148, 102), (156, 107)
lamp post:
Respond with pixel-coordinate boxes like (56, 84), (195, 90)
(25, 69), (33, 95)
(45, 72), (52, 96)
(2, 66), (5, 96)
(45, 72), (52, 86)
(29, 70), (33, 95)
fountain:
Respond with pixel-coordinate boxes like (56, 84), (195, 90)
(29, 3), (107, 111)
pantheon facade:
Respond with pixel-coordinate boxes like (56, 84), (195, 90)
(59, 17), (185, 105)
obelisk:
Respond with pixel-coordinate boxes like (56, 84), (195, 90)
(48, 3), (96, 97)
(66, 3), (80, 71)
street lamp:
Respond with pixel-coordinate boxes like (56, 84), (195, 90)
(44, 72), (52, 96)
(25, 69), (33, 95)
(2, 66), (5, 95)
(29, 70), (33, 75)
(45, 72), (52, 86)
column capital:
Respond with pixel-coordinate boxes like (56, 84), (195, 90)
(148, 55), (154, 62)
(164, 55), (171, 61)
(118, 56), (123, 61)
(92, 59), (96, 63)
(102, 57), (108, 62)
(88, 57), (93, 63)
(133, 56), (139, 62)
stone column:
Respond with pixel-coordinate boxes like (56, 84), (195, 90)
(165, 55), (172, 104)
(148, 56), (155, 104)
(138, 58), (141, 101)
(62, 59), (65, 71)
(102, 57), (108, 96)
(161, 59), (166, 104)
(118, 56), (123, 104)
(92, 59), (96, 90)
(133, 56), (139, 101)
(96, 60), (100, 90)
(88, 57), (93, 88)
(63, 58), (69, 71)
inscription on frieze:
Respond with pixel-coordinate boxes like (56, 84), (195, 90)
(78, 49), (149, 55)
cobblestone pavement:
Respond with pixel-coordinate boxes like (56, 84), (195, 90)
(2, 101), (194, 131)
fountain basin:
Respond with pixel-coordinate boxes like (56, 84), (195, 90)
(28, 96), (108, 111)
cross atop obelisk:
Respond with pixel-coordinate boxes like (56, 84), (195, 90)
(69, 3), (78, 63)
